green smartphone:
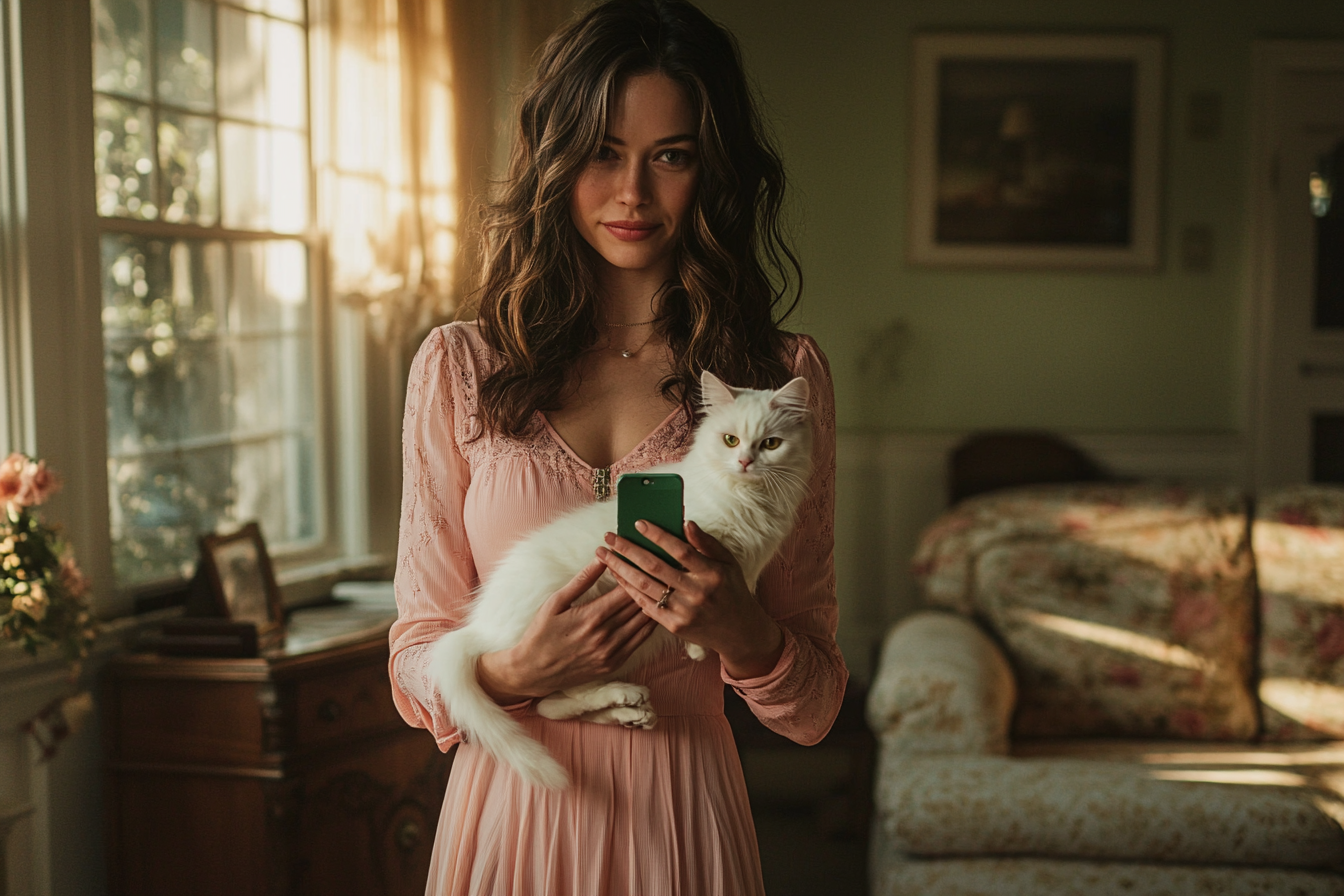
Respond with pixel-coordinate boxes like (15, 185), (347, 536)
(616, 472), (686, 570)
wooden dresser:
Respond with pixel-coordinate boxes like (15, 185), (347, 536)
(103, 607), (452, 896)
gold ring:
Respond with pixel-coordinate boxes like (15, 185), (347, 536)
(656, 586), (673, 610)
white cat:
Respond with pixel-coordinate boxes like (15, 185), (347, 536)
(429, 370), (814, 789)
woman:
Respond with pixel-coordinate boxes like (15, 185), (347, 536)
(389, 1), (846, 893)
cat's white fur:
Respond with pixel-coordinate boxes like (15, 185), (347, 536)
(429, 371), (813, 790)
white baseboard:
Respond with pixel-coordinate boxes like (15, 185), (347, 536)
(833, 430), (1246, 683)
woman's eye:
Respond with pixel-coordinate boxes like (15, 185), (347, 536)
(760, 437), (782, 450)
(658, 148), (691, 165)
(594, 145), (617, 162)
(723, 434), (740, 447)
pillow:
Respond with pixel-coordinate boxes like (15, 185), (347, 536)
(915, 484), (1258, 739)
(1255, 486), (1344, 741)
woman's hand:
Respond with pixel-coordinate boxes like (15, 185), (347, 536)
(596, 520), (785, 680)
(476, 559), (659, 704)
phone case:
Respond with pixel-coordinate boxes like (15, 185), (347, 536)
(616, 473), (685, 569)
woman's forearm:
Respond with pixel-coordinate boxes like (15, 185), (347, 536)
(716, 613), (786, 680)
(476, 650), (533, 705)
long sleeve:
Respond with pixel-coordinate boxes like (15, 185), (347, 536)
(721, 335), (848, 745)
(387, 326), (483, 751)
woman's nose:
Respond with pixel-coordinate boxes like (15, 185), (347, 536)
(616, 161), (649, 206)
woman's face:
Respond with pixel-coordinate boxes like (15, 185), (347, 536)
(569, 72), (700, 286)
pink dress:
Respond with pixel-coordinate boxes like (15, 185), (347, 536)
(389, 321), (847, 896)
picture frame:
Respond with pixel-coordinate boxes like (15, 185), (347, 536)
(908, 33), (1165, 269)
(197, 522), (285, 641)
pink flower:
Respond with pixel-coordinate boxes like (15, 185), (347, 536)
(0, 453), (23, 507)
(59, 556), (89, 598)
(1315, 614), (1344, 664)
(14, 458), (58, 508)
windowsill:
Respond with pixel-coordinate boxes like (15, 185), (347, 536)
(275, 552), (395, 608)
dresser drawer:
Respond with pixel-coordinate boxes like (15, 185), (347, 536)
(292, 660), (402, 749)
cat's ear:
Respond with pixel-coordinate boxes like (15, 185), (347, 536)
(770, 377), (810, 416)
(700, 371), (737, 409)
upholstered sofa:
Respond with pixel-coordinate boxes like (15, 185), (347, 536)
(866, 482), (1344, 895)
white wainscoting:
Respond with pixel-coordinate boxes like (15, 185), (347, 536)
(0, 616), (151, 896)
(833, 430), (1247, 684)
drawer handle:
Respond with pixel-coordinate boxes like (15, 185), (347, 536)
(396, 819), (422, 853)
(318, 699), (343, 722)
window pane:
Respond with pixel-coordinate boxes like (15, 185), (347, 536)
(220, 122), (308, 232)
(159, 112), (219, 224)
(94, 96), (158, 219)
(232, 435), (317, 544)
(230, 239), (310, 333)
(218, 7), (266, 123)
(231, 335), (313, 431)
(218, 7), (306, 126)
(108, 447), (236, 584)
(266, 18), (307, 129)
(102, 235), (319, 587)
(92, 0), (150, 100)
(154, 0), (215, 113)
(101, 235), (229, 452)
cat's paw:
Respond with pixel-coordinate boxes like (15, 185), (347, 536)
(685, 643), (707, 661)
(610, 705), (658, 730)
(581, 704), (658, 729)
(594, 681), (651, 708)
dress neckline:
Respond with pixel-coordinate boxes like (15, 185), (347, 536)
(537, 404), (685, 472)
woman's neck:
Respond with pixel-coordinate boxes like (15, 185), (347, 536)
(595, 265), (670, 325)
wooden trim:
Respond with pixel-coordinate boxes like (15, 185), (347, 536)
(107, 761), (285, 780)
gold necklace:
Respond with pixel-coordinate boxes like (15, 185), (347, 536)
(615, 326), (657, 359)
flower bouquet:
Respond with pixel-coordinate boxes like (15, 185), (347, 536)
(0, 453), (97, 664)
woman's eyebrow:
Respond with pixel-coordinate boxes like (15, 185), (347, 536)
(601, 133), (699, 146)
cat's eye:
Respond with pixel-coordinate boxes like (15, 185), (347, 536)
(723, 434), (740, 447)
(760, 437), (782, 450)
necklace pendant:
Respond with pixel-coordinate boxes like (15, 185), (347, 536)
(620, 350), (633, 358)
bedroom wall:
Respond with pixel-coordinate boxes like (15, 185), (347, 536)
(697, 0), (1344, 435)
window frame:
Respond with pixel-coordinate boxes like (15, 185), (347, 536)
(6, 0), (389, 619)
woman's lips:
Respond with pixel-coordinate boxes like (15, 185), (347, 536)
(602, 221), (660, 241)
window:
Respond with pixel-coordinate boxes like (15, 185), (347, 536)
(92, 0), (322, 588)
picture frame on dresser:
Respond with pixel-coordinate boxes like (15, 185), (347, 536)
(198, 521), (285, 643)
(908, 33), (1165, 269)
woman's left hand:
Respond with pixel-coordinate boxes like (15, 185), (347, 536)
(596, 520), (785, 680)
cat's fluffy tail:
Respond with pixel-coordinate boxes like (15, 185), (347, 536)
(429, 629), (570, 790)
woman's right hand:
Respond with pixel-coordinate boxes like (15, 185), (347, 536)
(475, 559), (658, 704)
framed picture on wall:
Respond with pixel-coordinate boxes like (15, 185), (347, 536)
(908, 33), (1165, 269)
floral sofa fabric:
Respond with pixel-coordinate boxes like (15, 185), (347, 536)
(1255, 486), (1344, 740)
(869, 483), (1344, 896)
(911, 483), (1258, 740)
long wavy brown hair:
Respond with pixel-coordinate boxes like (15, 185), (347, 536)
(469, 0), (802, 439)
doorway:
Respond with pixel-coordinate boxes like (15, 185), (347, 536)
(1249, 41), (1344, 490)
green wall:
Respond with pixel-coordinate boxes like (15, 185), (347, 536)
(696, 0), (1344, 434)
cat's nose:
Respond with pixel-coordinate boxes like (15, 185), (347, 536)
(738, 458), (753, 471)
